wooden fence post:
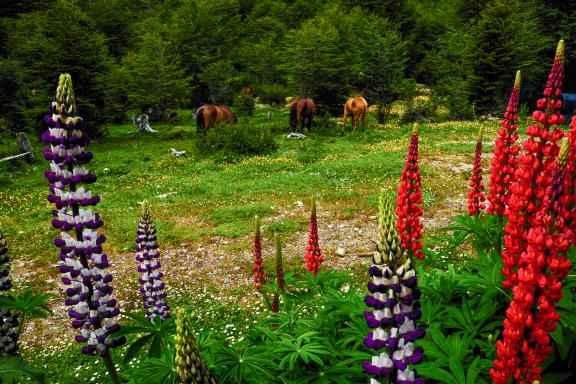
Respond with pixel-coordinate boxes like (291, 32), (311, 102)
(16, 132), (36, 163)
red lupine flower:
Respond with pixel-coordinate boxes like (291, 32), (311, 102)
(491, 40), (571, 384)
(252, 216), (266, 290)
(500, 40), (565, 290)
(305, 197), (324, 276)
(488, 71), (521, 216)
(396, 124), (424, 260)
(468, 126), (487, 216)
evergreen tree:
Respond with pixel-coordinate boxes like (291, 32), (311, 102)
(469, 0), (550, 113)
(121, 20), (191, 120)
(8, 0), (114, 134)
(284, 11), (349, 114)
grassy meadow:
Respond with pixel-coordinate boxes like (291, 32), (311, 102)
(0, 105), (503, 382)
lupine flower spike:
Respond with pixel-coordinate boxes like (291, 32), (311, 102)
(305, 197), (324, 276)
(363, 193), (425, 384)
(396, 124), (424, 260)
(487, 71), (521, 216)
(175, 308), (216, 384)
(271, 234), (285, 313)
(467, 125), (486, 216)
(500, 40), (566, 289)
(562, 115), (576, 233)
(252, 216), (266, 290)
(41, 74), (124, 381)
(0, 229), (19, 356)
(491, 40), (569, 384)
(135, 201), (170, 320)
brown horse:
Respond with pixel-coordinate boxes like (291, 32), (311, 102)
(196, 105), (237, 133)
(342, 97), (368, 133)
(289, 98), (315, 133)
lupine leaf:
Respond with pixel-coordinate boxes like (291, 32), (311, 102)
(0, 356), (45, 384)
(122, 333), (155, 365)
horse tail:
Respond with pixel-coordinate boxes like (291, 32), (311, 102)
(196, 106), (205, 133)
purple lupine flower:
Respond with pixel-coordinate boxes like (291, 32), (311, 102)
(42, 74), (125, 356)
(135, 202), (170, 320)
(363, 194), (425, 384)
(0, 229), (19, 356)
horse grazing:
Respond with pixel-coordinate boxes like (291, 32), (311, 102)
(289, 98), (315, 133)
(195, 105), (237, 133)
(342, 97), (368, 133)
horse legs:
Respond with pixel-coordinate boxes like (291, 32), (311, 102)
(361, 109), (367, 129)
(342, 107), (348, 133)
(353, 113), (360, 131)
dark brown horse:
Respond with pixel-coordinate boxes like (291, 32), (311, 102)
(196, 105), (237, 133)
(342, 97), (368, 133)
(289, 98), (315, 133)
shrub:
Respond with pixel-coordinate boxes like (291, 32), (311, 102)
(233, 93), (256, 117)
(195, 121), (278, 159)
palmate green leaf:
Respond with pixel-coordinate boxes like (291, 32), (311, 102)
(122, 333), (155, 365)
(114, 312), (175, 367)
(124, 347), (176, 384)
(275, 331), (332, 372)
(449, 358), (466, 384)
(215, 345), (275, 384)
(418, 364), (460, 384)
(0, 356), (45, 383)
(0, 290), (52, 319)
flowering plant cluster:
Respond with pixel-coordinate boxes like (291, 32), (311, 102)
(305, 197), (324, 276)
(363, 193), (425, 384)
(135, 202), (170, 320)
(487, 71), (521, 216)
(467, 126), (486, 216)
(0, 229), (19, 356)
(396, 124), (424, 260)
(491, 40), (574, 384)
(41, 74), (124, 357)
(252, 216), (266, 290)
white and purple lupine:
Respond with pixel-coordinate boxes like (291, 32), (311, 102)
(0, 229), (19, 356)
(135, 203), (170, 320)
(42, 74), (125, 358)
(363, 194), (425, 384)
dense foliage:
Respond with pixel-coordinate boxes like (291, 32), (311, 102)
(1, 0), (575, 134)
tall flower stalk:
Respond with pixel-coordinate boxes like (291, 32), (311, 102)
(305, 197), (323, 276)
(363, 193), (425, 384)
(175, 308), (216, 384)
(0, 229), (18, 356)
(500, 40), (566, 290)
(271, 234), (285, 313)
(467, 126), (486, 216)
(487, 71), (521, 217)
(396, 124), (424, 260)
(252, 216), (266, 290)
(41, 74), (124, 381)
(491, 41), (570, 384)
(135, 202), (170, 320)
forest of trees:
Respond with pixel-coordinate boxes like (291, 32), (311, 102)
(0, 0), (574, 135)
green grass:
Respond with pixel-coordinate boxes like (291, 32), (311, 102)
(0, 109), (497, 264)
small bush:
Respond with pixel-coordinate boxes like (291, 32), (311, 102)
(195, 121), (278, 159)
(233, 93), (256, 117)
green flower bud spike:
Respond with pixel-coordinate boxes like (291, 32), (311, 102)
(376, 192), (404, 267)
(175, 308), (216, 384)
(55, 73), (77, 117)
